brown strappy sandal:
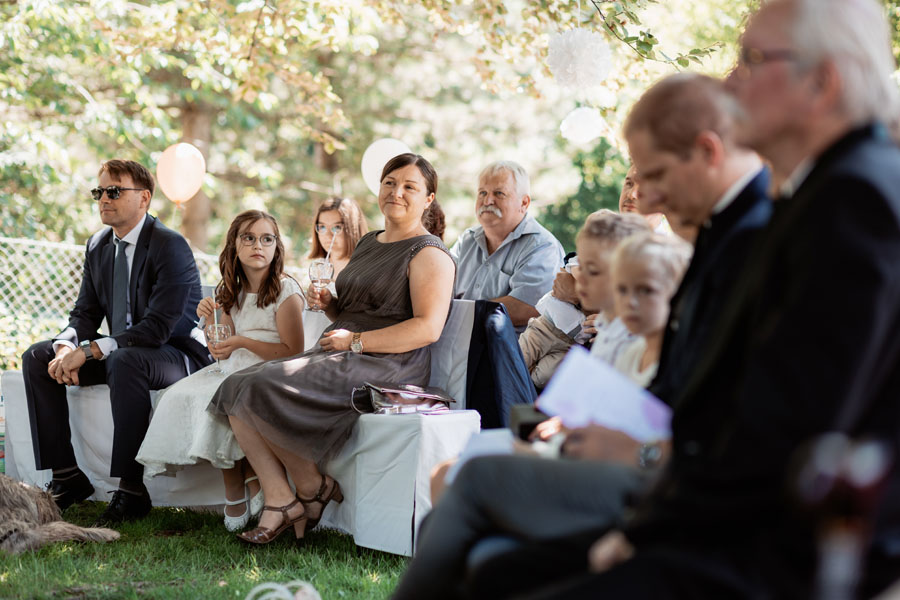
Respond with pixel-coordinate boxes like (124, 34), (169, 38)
(237, 497), (307, 545)
(298, 474), (344, 531)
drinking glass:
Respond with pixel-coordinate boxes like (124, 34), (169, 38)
(307, 259), (334, 313)
(205, 323), (232, 375)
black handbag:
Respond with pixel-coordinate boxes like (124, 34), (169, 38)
(350, 382), (453, 415)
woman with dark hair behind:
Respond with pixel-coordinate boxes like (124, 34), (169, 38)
(208, 153), (456, 545)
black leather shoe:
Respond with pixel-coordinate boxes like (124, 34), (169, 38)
(49, 470), (94, 511)
(93, 484), (152, 526)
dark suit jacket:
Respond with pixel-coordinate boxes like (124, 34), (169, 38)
(627, 124), (900, 594)
(649, 168), (772, 405)
(57, 214), (209, 368)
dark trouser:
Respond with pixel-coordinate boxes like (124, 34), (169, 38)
(515, 548), (765, 600)
(509, 533), (900, 600)
(391, 455), (648, 600)
(22, 340), (191, 480)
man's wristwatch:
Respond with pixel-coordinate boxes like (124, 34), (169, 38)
(79, 339), (95, 361)
(637, 442), (663, 470)
(350, 332), (363, 354)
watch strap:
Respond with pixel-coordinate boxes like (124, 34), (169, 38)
(80, 340), (94, 361)
(351, 332), (363, 353)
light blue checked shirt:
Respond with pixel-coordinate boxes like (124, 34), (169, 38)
(450, 213), (564, 309)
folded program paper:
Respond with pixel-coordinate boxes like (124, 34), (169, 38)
(537, 346), (672, 442)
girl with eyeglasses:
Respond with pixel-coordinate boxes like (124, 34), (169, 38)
(137, 210), (305, 533)
(308, 197), (368, 278)
(303, 198), (368, 349)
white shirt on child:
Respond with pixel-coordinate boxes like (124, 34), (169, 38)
(589, 313), (636, 366)
(612, 336), (658, 388)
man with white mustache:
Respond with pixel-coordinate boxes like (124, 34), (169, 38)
(450, 161), (563, 331)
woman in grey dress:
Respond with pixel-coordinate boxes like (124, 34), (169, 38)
(209, 153), (456, 545)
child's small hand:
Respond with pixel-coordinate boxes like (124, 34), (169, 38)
(582, 313), (599, 339)
(209, 335), (244, 360)
(197, 296), (218, 321)
(551, 269), (579, 305)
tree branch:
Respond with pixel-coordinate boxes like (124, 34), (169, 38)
(247, 1), (267, 61)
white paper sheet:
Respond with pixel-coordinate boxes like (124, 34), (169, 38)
(537, 346), (672, 442)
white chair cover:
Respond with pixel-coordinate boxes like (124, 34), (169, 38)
(1, 298), (480, 554)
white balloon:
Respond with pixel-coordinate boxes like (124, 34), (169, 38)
(361, 138), (411, 196)
(560, 107), (605, 145)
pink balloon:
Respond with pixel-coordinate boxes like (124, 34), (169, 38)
(156, 143), (206, 204)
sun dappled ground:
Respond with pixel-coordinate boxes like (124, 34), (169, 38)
(0, 502), (406, 599)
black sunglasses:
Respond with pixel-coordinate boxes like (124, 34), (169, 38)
(91, 186), (146, 201)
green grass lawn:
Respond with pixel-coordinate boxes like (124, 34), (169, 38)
(0, 502), (407, 599)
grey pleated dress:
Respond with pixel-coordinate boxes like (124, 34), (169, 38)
(208, 231), (452, 466)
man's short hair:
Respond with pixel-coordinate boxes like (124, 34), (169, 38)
(576, 209), (650, 246)
(98, 160), (155, 197)
(788, 0), (899, 127)
(624, 73), (743, 159)
(478, 160), (531, 198)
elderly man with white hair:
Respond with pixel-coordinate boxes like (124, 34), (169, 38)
(499, 0), (900, 598)
(451, 161), (564, 330)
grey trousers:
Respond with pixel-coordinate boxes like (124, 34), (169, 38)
(391, 454), (648, 600)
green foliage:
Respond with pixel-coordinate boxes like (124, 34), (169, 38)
(0, 502), (405, 599)
(887, 1), (900, 64)
(539, 140), (628, 253)
(0, 0), (732, 251)
(592, 0), (722, 68)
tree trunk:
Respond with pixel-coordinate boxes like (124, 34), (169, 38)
(180, 103), (213, 251)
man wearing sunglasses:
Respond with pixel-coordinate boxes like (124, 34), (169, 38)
(21, 159), (211, 526)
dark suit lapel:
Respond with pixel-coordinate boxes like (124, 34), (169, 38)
(130, 215), (154, 314)
(657, 169), (770, 393)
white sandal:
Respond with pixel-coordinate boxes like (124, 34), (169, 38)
(223, 493), (250, 532)
(245, 475), (265, 519)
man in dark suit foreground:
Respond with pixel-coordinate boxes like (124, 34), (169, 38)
(518, 0), (900, 597)
(22, 159), (210, 524)
(391, 75), (773, 600)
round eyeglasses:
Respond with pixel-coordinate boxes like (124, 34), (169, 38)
(315, 224), (344, 235)
(239, 233), (278, 247)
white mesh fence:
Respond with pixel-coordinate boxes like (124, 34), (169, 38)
(0, 236), (303, 371)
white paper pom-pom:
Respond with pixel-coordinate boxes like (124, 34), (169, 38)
(560, 106), (605, 144)
(547, 28), (613, 89)
(245, 580), (322, 600)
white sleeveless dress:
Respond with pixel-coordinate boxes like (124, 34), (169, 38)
(136, 278), (302, 478)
